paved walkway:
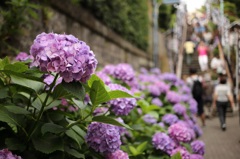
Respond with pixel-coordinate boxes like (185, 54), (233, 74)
(199, 112), (240, 159)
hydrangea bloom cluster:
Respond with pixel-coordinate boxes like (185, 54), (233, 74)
(143, 114), (157, 124)
(148, 84), (161, 96)
(190, 154), (204, 159)
(189, 99), (198, 114)
(160, 73), (178, 83)
(93, 107), (109, 116)
(155, 81), (170, 93)
(162, 114), (179, 125)
(152, 132), (176, 154)
(168, 123), (192, 143)
(108, 84), (136, 116)
(171, 147), (190, 159)
(166, 91), (181, 104)
(96, 71), (112, 85)
(158, 122), (165, 128)
(105, 150), (129, 159)
(181, 94), (190, 103)
(102, 65), (115, 75)
(0, 149), (22, 159)
(15, 52), (33, 61)
(86, 122), (121, 153)
(30, 32), (97, 83)
(151, 98), (163, 107)
(193, 125), (203, 137)
(112, 63), (135, 82)
(173, 103), (186, 115)
(116, 117), (128, 136)
(191, 140), (205, 155)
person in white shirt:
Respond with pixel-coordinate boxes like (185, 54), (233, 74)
(212, 74), (235, 131)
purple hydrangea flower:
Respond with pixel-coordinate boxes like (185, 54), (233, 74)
(152, 98), (163, 107)
(152, 132), (176, 154)
(102, 65), (115, 75)
(162, 114), (179, 125)
(143, 114), (157, 124)
(191, 140), (205, 155)
(166, 91), (181, 104)
(181, 94), (190, 103)
(190, 154), (204, 159)
(15, 52), (33, 61)
(189, 99), (198, 114)
(43, 74), (63, 86)
(168, 123), (192, 143)
(160, 73), (178, 83)
(30, 32), (97, 83)
(171, 147), (190, 159)
(93, 107), (109, 116)
(158, 122), (165, 128)
(173, 103), (186, 115)
(150, 68), (161, 75)
(193, 125), (203, 137)
(0, 149), (22, 159)
(140, 67), (148, 74)
(156, 81), (170, 94)
(181, 85), (191, 95)
(105, 150), (129, 159)
(112, 63), (135, 82)
(86, 122), (121, 153)
(148, 84), (161, 96)
(116, 117), (128, 136)
(96, 71), (112, 85)
(84, 94), (90, 105)
(108, 84), (136, 116)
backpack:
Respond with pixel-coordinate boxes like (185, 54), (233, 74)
(192, 78), (203, 99)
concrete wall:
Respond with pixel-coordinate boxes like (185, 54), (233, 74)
(18, 0), (170, 71)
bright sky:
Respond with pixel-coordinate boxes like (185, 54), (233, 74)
(181, 0), (206, 13)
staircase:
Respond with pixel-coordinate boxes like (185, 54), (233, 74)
(182, 51), (201, 77)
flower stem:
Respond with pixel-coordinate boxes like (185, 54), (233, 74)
(27, 74), (59, 141)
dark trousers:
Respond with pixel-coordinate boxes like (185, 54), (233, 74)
(216, 101), (229, 126)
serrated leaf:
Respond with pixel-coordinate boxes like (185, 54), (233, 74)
(32, 134), (64, 154)
(52, 84), (71, 99)
(108, 90), (134, 99)
(41, 123), (65, 135)
(62, 81), (85, 100)
(92, 116), (133, 130)
(90, 80), (110, 106)
(5, 138), (26, 151)
(65, 147), (85, 158)
(136, 141), (148, 153)
(5, 105), (30, 115)
(171, 152), (182, 159)
(4, 62), (28, 72)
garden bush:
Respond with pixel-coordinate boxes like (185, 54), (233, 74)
(0, 32), (205, 159)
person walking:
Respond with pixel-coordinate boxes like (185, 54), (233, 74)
(197, 41), (209, 72)
(186, 68), (206, 127)
(212, 74), (235, 131)
(184, 39), (195, 65)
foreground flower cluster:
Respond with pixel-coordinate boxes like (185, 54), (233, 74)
(0, 32), (204, 159)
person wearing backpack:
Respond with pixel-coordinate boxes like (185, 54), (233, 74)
(186, 68), (206, 127)
(212, 74), (235, 131)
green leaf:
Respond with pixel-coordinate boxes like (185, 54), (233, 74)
(90, 80), (110, 106)
(147, 111), (159, 120)
(5, 138), (26, 151)
(108, 90), (134, 99)
(5, 105), (30, 115)
(0, 57), (10, 70)
(65, 147), (85, 158)
(0, 107), (25, 133)
(129, 146), (139, 156)
(72, 98), (87, 109)
(171, 152), (182, 159)
(4, 62), (28, 73)
(10, 74), (44, 93)
(87, 74), (105, 87)
(32, 134), (64, 154)
(52, 84), (71, 99)
(41, 123), (65, 135)
(65, 129), (84, 148)
(92, 116), (133, 130)
(62, 81), (85, 100)
(136, 141), (148, 153)
(0, 87), (8, 99)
